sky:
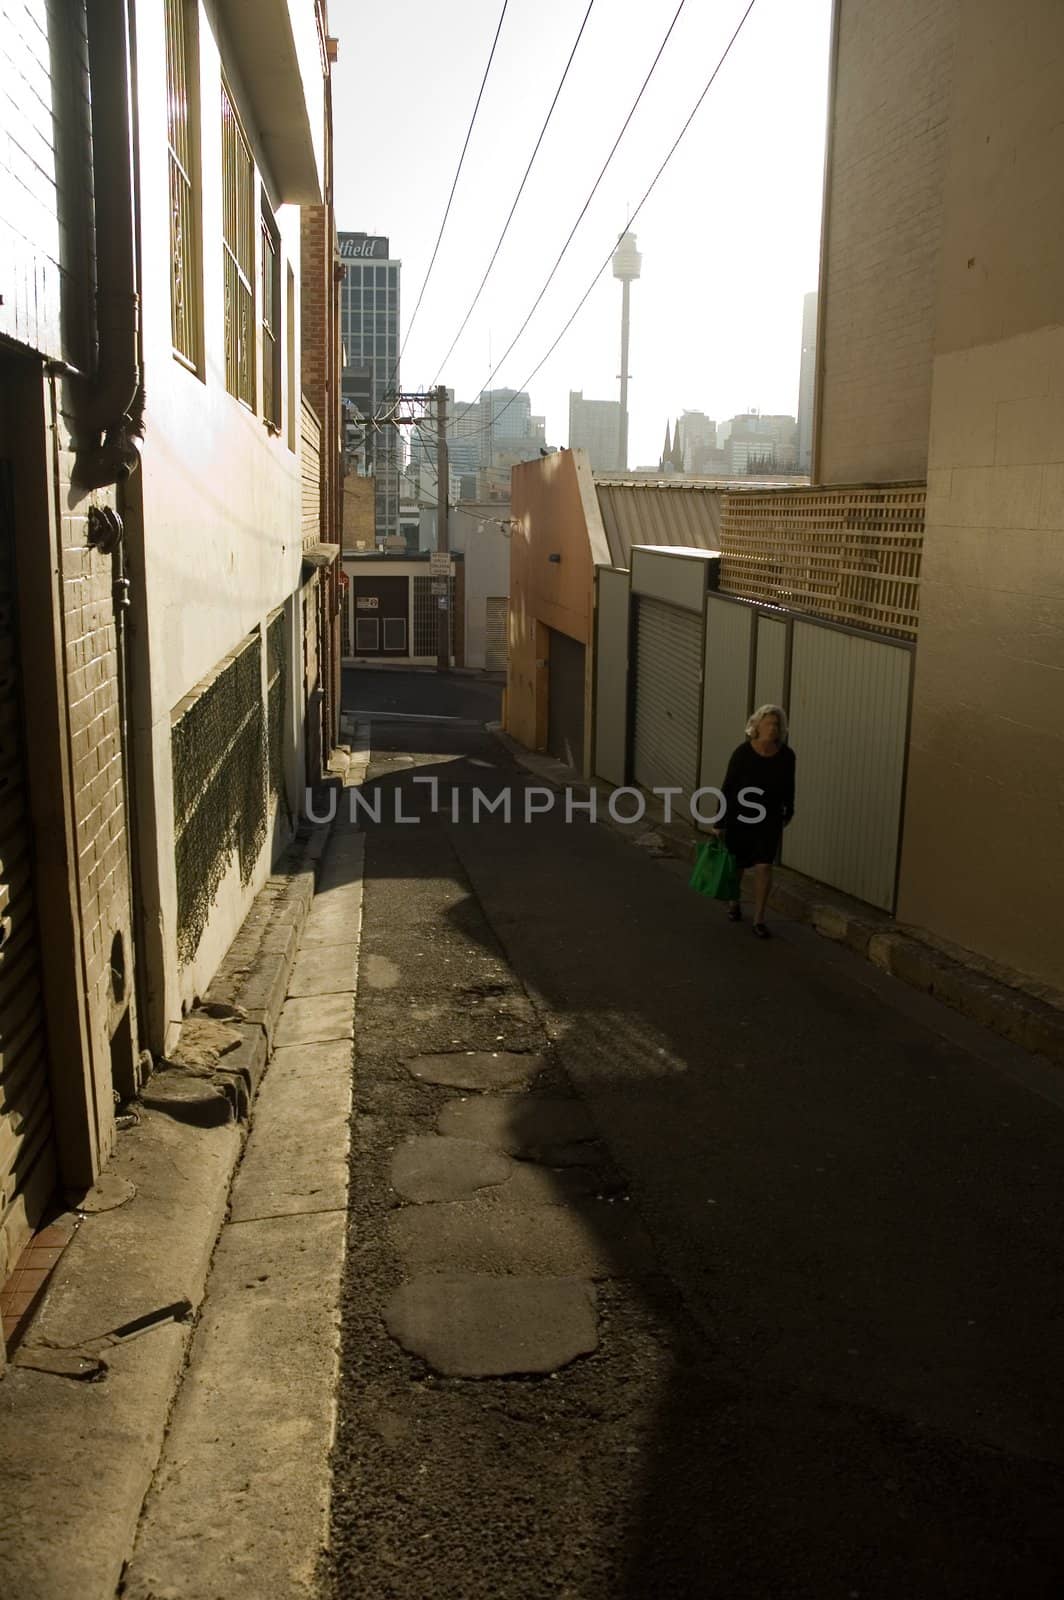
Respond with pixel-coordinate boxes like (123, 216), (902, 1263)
(330, 0), (833, 470)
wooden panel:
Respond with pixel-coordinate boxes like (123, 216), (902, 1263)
(720, 485), (925, 640)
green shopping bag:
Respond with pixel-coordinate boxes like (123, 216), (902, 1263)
(688, 836), (741, 901)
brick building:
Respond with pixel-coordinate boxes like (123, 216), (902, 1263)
(0, 0), (339, 1335)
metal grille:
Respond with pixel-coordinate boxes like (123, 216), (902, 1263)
(383, 616), (407, 652)
(172, 633), (266, 963)
(261, 208), (279, 429)
(165, 0), (200, 366)
(413, 574), (453, 657)
(266, 610), (287, 815)
(340, 583), (351, 655)
(221, 81), (255, 407)
(720, 485), (924, 640)
(356, 617), (379, 652)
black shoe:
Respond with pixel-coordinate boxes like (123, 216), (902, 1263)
(727, 904), (742, 922)
(753, 922), (772, 939)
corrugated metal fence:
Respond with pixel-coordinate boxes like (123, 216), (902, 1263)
(700, 594), (912, 911)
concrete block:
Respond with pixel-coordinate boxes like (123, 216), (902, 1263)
(287, 941), (359, 998)
(274, 992), (354, 1048)
(122, 1211), (346, 1600)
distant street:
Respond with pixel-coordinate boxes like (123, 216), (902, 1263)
(342, 665), (503, 725)
(326, 670), (1064, 1600)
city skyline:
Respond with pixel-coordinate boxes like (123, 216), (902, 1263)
(330, 0), (832, 472)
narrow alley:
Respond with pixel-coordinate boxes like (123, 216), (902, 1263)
(325, 671), (1064, 1600)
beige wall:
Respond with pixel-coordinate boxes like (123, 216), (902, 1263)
(506, 451), (608, 759)
(898, 0), (1064, 990)
(816, 0), (958, 484)
(343, 474), (376, 549)
(129, 0), (308, 1044)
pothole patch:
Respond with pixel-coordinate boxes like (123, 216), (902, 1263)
(383, 1274), (599, 1377)
(404, 1051), (546, 1093)
(390, 1135), (514, 1203)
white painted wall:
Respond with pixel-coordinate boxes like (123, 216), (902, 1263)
(450, 505), (511, 671)
(132, 0), (308, 1043)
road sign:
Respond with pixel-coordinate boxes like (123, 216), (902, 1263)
(428, 551), (451, 576)
(431, 579), (449, 596)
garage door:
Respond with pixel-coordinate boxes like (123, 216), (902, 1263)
(0, 466), (56, 1284)
(547, 629), (585, 770)
(632, 596), (703, 796)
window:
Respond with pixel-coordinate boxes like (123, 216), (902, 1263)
(221, 79), (255, 407)
(261, 196), (281, 430)
(164, 0), (201, 367)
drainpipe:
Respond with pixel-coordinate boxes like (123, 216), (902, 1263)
(77, 0), (143, 489)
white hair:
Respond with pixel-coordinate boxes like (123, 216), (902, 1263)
(746, 703), (788, 742)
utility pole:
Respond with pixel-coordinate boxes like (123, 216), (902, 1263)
(435, 383), (450, 673)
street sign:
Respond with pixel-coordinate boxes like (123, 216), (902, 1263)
(428, 551), (451, 576)
(431, 580), (449, 596)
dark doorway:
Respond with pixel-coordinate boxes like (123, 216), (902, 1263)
(352, 575), (408, 657)
(547, 628), (586, 770)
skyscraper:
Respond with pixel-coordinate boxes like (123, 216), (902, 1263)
(568, 391), (622, 471)
(797, 290), (817, 475)
(338, 232), (401, 542)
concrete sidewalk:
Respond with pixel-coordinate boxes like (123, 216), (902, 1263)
(0, 797), (365, 1600)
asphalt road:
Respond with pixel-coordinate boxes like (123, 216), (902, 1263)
(326, 686), (1064, 1600)
(342, 665), (503, 725)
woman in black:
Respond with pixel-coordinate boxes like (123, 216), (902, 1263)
(714, 704), (796, 939)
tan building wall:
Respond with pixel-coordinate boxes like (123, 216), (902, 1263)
(343, 474), (377, 550)
(898, 0), (1064, 991)
(506, 450), (609, 763)
(815, 0), (958, 484)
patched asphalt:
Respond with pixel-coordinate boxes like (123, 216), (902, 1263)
(326, 684), (1064, 1600)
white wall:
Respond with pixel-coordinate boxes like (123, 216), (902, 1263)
(132, 0), (307, 1043)
(450, 505), (510, 670)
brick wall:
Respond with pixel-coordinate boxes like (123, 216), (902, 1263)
(55, 388), (136, 1134)
(817, 0), (958, 484)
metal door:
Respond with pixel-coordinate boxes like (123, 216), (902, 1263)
(547, 629), (585, 770)
(633, 596), (703, 796)
(0, 465), (56, 1283)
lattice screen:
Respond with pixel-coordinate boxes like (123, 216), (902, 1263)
(720, 485), (925, 640)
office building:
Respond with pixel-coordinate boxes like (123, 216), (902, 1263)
(338, 232), (401, 541)
(569, 391), (622, 472)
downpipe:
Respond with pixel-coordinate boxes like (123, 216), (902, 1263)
(76, 0), (143, 489)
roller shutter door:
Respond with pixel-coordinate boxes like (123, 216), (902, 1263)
(484, 598), (508, 671)
(0, 472), (56, 1282)
(633, 597), (703, 796)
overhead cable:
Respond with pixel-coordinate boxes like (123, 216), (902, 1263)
(452, 0), (689, 430)
(459, 0), (760, 442)
(382, 0), (510, 409)
(428, 0), (597, 388)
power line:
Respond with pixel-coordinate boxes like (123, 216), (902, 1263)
(457, 0), (761, 445)
(428, 0), (597, 389)
(384, 0), (510, 407)
(452, 0), (690, 432)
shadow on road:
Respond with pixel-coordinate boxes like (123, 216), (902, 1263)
(324, 724), (1064, 1600)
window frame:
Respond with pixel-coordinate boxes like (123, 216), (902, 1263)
(164, 0), (203, 373)
(260, 192), (281, 432)
(221, 76), (256, 410)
